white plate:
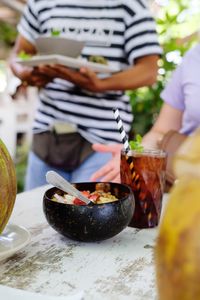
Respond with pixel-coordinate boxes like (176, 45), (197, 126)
(0, 224), (31, 261)
(16, 54), (119, 74)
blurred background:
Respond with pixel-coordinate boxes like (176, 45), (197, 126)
(0, 0), (200, 192)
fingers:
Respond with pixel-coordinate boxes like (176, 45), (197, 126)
(91, 144), (121, 182)
(26, 74), (52, 87)
(34, 65), (57, 78)
(90, 156), (120, 182)
(90, 163), (112, 181)
(99, 169), (120, 183)
(92, 143), (123, 154)
(50, 65), (77, 77)
(90, 165), (120, 183)
(35, 79), (51, 87)
(80, 67), (96, 78)
(40, 65), (80, 82)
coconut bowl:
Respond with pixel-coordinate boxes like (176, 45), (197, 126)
(43, 182), (135, 242)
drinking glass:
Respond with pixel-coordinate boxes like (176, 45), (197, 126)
(120, 149), (167, 228)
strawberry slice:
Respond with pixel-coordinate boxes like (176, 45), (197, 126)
(89, 193), (100, 203)
(73, 190), (90, 206)
(73, 198), (86, 206)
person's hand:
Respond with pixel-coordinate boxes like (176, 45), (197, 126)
(17, 66), (53, 88)
(90, 143), (123, 182)
(37, 65), (104, 92)
(142, 131), (164, 149)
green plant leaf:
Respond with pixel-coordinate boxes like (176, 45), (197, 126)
(136, 134), (142, 143)
(129, 134), (144, 152)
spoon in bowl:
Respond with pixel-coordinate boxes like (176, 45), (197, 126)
(46, 171), (92, 205)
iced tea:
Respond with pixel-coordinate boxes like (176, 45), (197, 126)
(120, 149), (166, 228)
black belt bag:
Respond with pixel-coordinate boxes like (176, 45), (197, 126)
(32, 131), (94, 171)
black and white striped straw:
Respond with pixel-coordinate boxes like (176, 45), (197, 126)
(113, 108), (130, 152)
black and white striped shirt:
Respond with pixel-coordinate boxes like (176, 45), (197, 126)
(18, 0), (162, 143)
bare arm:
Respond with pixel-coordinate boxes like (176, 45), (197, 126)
(142, 103), (183, 148)
(9, 35), (52, 87)
(37, 54), (159, 93)
(97, 55), (159, 91)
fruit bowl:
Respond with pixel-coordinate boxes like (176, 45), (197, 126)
(43, 182), (135, 242)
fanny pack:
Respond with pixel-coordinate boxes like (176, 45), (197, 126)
(32, 131), (94, 171)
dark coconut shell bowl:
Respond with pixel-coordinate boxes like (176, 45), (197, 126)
(43, 182), (135, 242)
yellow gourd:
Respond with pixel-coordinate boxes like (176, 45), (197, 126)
(155, 129), (200, 300)
(0, 139), (17, 233)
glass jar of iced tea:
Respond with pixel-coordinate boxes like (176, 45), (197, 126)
(120, 149), (167, 228)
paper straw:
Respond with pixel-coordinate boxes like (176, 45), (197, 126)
(113, 108), (130, 151)
(113, 106), (141, 190)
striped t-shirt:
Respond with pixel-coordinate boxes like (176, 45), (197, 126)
(18, 0), (162, 144)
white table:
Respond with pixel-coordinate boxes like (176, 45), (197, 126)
(0, 185), (167, 300)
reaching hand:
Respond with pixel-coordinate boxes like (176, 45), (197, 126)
(142, 131), (164, 149)
(90, 143), (123, 183)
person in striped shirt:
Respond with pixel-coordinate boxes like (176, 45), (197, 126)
(10, 0), (162, 190)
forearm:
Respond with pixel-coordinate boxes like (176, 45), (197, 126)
(99, 55), (159, 92)
(142, 103), (183, 148)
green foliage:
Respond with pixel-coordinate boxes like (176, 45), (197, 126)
(129, 0), (199, 136)
(15, 156), (27, 193)
(0, 21), (17, 47)
(15, 141), (29, 193)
